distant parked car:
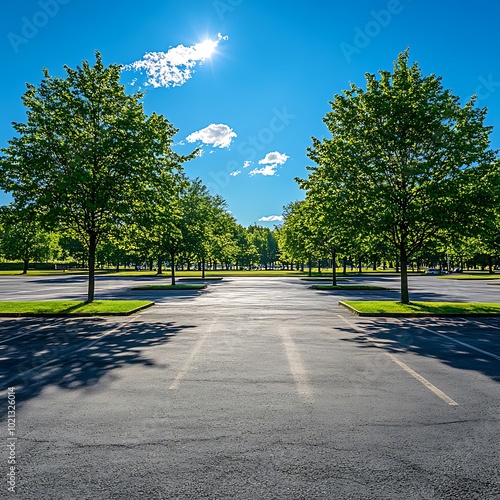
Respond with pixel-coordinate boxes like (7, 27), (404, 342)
(426, 268), (443, 275)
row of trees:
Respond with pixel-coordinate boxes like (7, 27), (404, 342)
(0, 199), (281, 276)
(0, 52), (275, 301)
(280, 50), (500, 303)
(2, 50), (500, 304)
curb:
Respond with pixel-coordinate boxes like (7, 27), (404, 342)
(0, 301), (155, 318)
(178, 277), (224, 281)
(338, 301), (500, 317)
(132, 285), (207, 290)
(312, 285), (390, 291)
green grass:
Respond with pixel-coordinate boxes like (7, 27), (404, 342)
(0, 269), (110, 276)
(312, 285), (388, 290)
(340, 300), (500, 316)
(132, 284), (207, 290)
(300, 277), (348, 281)
(178, 277), (223, 281)
(0, 300), (153, 316)
(439, 274), (500, 280)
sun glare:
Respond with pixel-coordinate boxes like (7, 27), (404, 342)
(196, 39), (218, 59)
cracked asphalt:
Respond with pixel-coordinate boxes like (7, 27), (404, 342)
(1, 275), (499, 499)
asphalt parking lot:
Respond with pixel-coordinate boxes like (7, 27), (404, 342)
(1, 275), (499, 499)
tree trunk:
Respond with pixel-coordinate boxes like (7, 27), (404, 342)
(488, 255), (493, 274)
(87, 233), (97, 303)
(149, 259), (153, 272)
(22, 258), (29, 274)
(157, 256), (163, 275)
(343, 256), (347, 276)
(202, 257), (206, 279)
(170, 251), (176, 286)
(307, 256), (312, 277)
(115, 260), (120, 273)
(358, 257), (362, 274)
(317, 259), (321, 274)
(332, 248), (337, 286)
(400, 246), (409, 304)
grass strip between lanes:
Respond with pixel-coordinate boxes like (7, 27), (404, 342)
(300, 277), (348, 282)
(312, 285), (388, 290)
(439, 274), (500, 280)
(340, 300), (500, 316)
(0, 300), (153, 316)
(132, 284), (207, 290)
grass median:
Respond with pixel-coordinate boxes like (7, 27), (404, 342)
(439, 274), (500, 280)
(340, 300), (500, 316)
(132, 284), (207, 290)
(0, 300), (153, 316)
(312, 284), (388, 290)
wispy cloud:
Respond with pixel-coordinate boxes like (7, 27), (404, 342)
(186, 123), (237, 148)
(249, 165), (277, 176)
(259, 215), (284, 222)
(243, 160), (252, 168)
(259, 151), (289, 166)
(123, 33), (228, 88)
(230, 170), (241, 177)
(249, 151), (289, 176)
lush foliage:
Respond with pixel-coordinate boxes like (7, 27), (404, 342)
(289, 50), (499, 302)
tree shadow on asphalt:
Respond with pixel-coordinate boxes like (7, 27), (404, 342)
(337, 316), (500, 383)
(0, 317), (194, 407)
(313, 288), (460, 302)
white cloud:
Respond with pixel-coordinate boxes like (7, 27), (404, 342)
(123, 33), (228, 88)
(249, 151), (289, 176)
(243, 160), (252, 168)
(259, 215), (284, 222)
(186, 123), (237, 148)
(258, 151), (289, 166)
(249, 165), (278, 176)
(230, 170), (241, 177)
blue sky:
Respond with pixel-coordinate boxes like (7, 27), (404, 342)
(2, 0), (500, 227)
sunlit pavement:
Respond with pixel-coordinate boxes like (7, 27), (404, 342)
(1, 275), (499, 499)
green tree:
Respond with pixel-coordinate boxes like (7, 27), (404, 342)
(247, 225), (279, 269)
(0, 52), (190, 301)
(306, 50), (497, 303)
(233, 225), (259, 270)
(279, 201), (312, 272)
(0, 205), (57, 273)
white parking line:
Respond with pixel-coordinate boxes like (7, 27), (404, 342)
(0, 318), (70, 344)
(410, 323), (500, 362)
(169, 318), (218, 390)
(338, 315), (459, 406)
(4, 316), (137, 386)
(281, 329), (313, 400)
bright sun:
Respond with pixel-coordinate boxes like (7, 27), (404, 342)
(196, 39), (217, 59)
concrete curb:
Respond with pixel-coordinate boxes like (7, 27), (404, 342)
(338, 300), (500, 317)
(0, 301), (155, 318)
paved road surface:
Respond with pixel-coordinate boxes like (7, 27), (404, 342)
(1, 276), (499, 499)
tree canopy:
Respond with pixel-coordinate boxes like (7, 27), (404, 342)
(0, 52), (193, 301)
(300, 49), (498, 302)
